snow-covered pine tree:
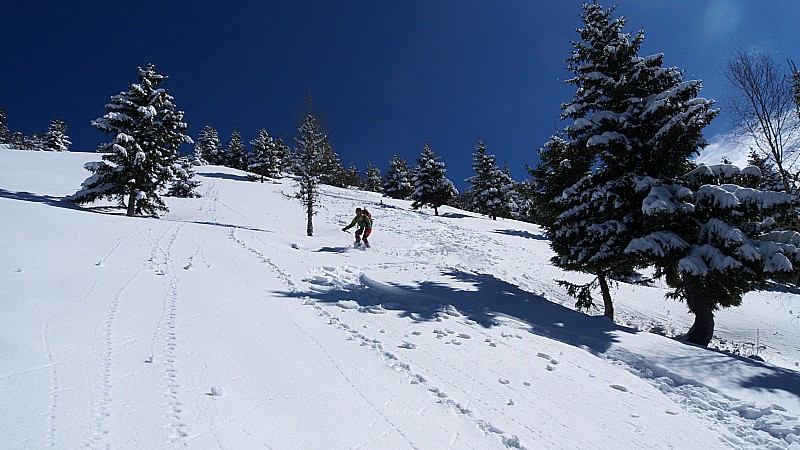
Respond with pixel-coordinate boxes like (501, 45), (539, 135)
(627, 164), (800, 346)
(527, 135), (587, 227)
(363, 161), (383, 193)
(194, 125), (221, 165)
(318, 144), (346, 187)
(411, 142), (458, 216)
(22, 134), (45, 151)
(0, 108), (10, 144)
(293, 111), (330, 236)
(274, 137), (292, 176)
(44, 118), (70, 152)
(224, 129), (249, 170)
(384, 154), (413, 199)
(546, 2), (718, 323)
(66, 64), (192, 217)
(343, 162), (362, 188)
(466, 138), (515, 220)
(166, 156), (201, 198)
(249, 128), (280, 182)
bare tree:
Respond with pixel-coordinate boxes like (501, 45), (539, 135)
(725, 50), (800, 203)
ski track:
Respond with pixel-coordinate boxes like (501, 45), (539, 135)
(141, 222), (188, 446)
(45, 226), (142, 447)
(84, 267), (143, 448)
(41, 276), (102, 448)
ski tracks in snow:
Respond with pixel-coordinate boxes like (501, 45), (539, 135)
(82, 221), (187, 448)
(140, 222), (189, 445)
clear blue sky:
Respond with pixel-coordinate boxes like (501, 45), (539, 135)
(3, 1), (799, 188)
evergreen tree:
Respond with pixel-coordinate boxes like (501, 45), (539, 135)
(66, 64), (192, 217)
(195, 124), (222, 165)
(0, 108), (9, 144)
(318, 144), (346, 187)
(466, 138), (516, 220)
(293, 110), (330, 236)
(224, 129), (248, 170)
(249, 128), (281, 182)
(362, 161), (383, 193)
(22, 134), (45, 151)
(544, 2), (718, 324)
(9, 132), (25, 149)
(527, 135), (586, 226)
(411, 142), (458, 216)
(343, 162), (362, 187)
(627, 164), (800, 346)
(44, 118), (70, 152)
(166, 156), (201, 197)
(275, 137), (293, 176)
(384, 154), (413, 199)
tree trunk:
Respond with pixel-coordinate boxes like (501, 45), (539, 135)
(126, 189), (137, 217)
(684, 278), (715, 346)
(597, 273), (614, 322)
(434, 206), (439, 216)
(306, 201), (314, 236)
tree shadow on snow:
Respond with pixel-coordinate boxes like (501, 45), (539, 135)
(740, 363), (800, 400)
(493, 229), (549, 241)
(199, 172), (252, 182)
(0, 188), (84, 211)
(274, 268), (638, 354)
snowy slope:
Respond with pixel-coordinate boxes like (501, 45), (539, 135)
(1, 148), (799, 449)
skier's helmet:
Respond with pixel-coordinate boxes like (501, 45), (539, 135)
(355, 208), (362, 214)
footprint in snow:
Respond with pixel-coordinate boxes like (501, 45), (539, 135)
(537, 352), (551, 360)
(457, 333), (471, 339)
(411, 331), (422, 336)
(610, 384), (628, 392)
(498, 378), (510, 385)
(398, 342), (417, 349)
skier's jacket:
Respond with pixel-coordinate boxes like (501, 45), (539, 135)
(345, 210), (373, 230)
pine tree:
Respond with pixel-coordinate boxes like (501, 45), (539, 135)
(249, 128), (281, 182)
(363, 161), (383, 193)
(66, 64), (192, 217)
(44, 118), (71, 152)
(466, 138), (515, 220)
(195, 125), (221, 165)
(544, 2), (718, 324)
(343, 162), (362, 187)
(224, 129), (248, 170)
(275, 137), (292, 176)
(411, 142), (458, 216)
(0, 108), (9, 144)
(628, 164), (800, 346)
(318, 144), (345, 187)
(384, 154), (413, 199)
(166, 156), (201, 198)
(293, 110), (330, 236)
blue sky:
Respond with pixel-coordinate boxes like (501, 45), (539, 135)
(3, 1), (799, 188)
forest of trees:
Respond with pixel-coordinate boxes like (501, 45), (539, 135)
(5, 1), (800, 347)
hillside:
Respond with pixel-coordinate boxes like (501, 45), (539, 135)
(1, 148), (799, 449)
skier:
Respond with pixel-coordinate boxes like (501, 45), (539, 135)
(342, 207), (373, 248)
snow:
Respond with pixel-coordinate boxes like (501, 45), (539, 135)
(2, 148), (800, 449)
